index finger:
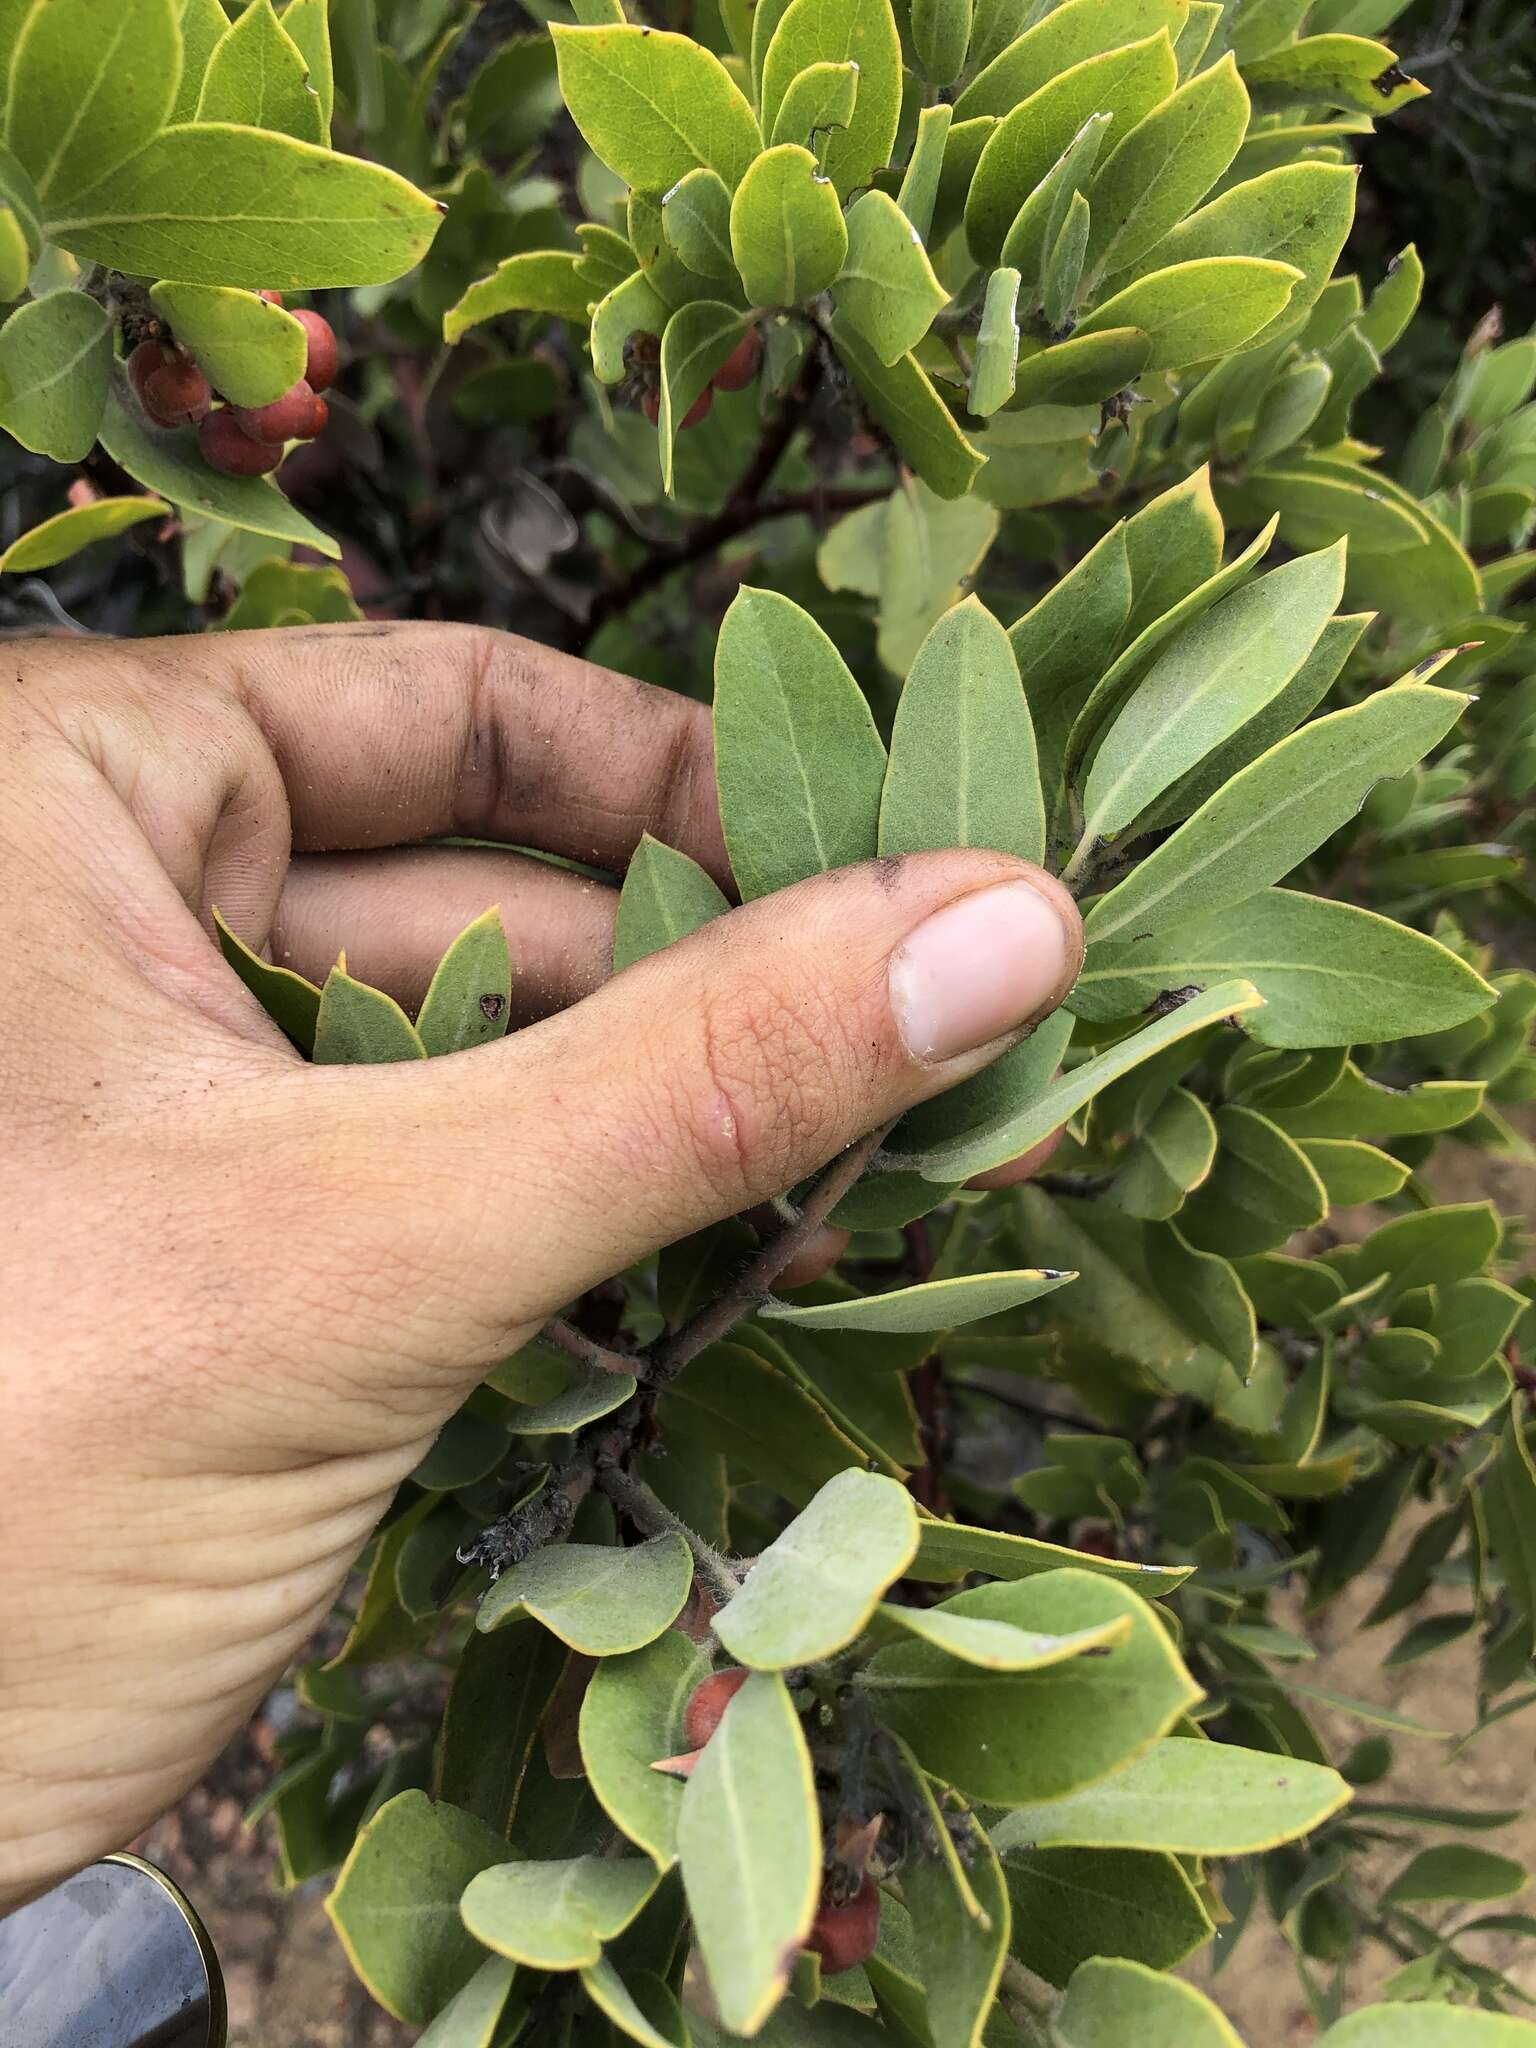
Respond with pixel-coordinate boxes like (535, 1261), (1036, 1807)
(220, 619), (729, 883)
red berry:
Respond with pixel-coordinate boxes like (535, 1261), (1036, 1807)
(259, 289), (285, 306)
(682, 1670), (749, 1750)
(128, 340), (212, 428)
(711, 329), (763, 393)
(306, 393), (329, 438)
(641, 389), (661, 425)
(292, 307), (338, 392)
(231, 379), (318, 445)
(807, 1877), (880, 1976)
(681, 386), (712, 429)
(199, 408), (283, 476)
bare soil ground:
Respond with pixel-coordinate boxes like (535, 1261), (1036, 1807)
(135, 1128), (1536, 2047)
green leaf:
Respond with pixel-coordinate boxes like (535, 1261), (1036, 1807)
(878, 596), (1043, 865)
(579, 1631), (710, 1868)
(0, 493), (166, 573)
(172, 0), (235, 125)
(0, 289), (109, 462)
(444, 252), (592, 344)
(762, 1269), (1074, 1333)
(1136, 162), (1357, 349)
(678, 1670), (820, 2034)
(313, 964), (428, 1063)
(1079, 890), (1496, 1049)
(999, 110), (1113, 288)
(477, 1537), (694, 1656)
(829, 313), (986, 499)
(1054, 1958), (1241, 2047)
(1271, 1064), (1485, 1140)
(1005, 1849), (1211, 1987)
(436, 1617), (569, 1834)
(416, 908), (512, 1056)
(197, 0), (327, 142)
(1085, 54), (1249, 286)
(872, 1602), (1131, 1668)
(899, 1766), (1009, 2048)
(1383, 1845), (1528, 1908)
(590, 269), (669, 385)
(895, 99), (951, 241)
(1079, 543), (1345, 845)
(1075, 256), (1302, 369)
(1243, 31), (1429, 115)
(97, 383), (340, 554)
(768, 59), (860, 152)
(581, 1961), (690, 2048)
(6, 0), (178, 210)
(1355, 1201), (1503, 1300)
(714, 1469), (918, 1668)
(862, 1568), (1201, 1805)
(416, 1957), (518, 2048)
(990, 1737), (1349, 1855)
(910, 980), (1265, 1183)
(50, 124), (441, 289)
(614, 834), (730, 972)
(148, 282), (310, 408)
(909, 1512), (1191, 1594)
(713, 584), (887, 899)
(1177, 1104), (1326, 1256)
(281, 0), (335, 132)
(550, 24), (760, 193)
(835, 189), (949, 366)
(1298, 1137), (1409, 1206)
(661, 166), (737, 281)
(872, 479), (1000, 677)
(730, 145), (846, 308)
(662, 1340), (867, 1505)
(214, 908), (321, 1052)
(912, 0), (972, 85)
(505, 1368), (637, 1436)
(326, 1791), (509, 2024)
(1244, 356), (1333, 464)
(1319, 2011), (1536, 2046)
(759, 0), (902, 200)
(1009, 520), (1131, 785)
(969, 265), (1020, 417)
(461, 1855), (659, 1970)
(965, 33), (1179, 265)
(1152, 1224), (1256, 1378)
(957, 0), (1186, 120)
(1119, 463), (1226, 640)
(1108, 1085), (1217, 1220)
(1431, 1277), (1527, 1380)
(1081, 679), (1470, 945)
(658, 299), (749, 492)
(217, 557), (359, 629)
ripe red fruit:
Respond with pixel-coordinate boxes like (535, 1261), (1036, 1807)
(199, 408), (283, 476)
(807, 1876), (881, 1976)
(231, 379), (318, 445)
(259, 289), (285, 306)
(639, 387), (712, 429)
(682, 1669), (748, 1750)
(292, 307), (338, 392)
(307, 393), (329, 438)
(127, 340), (212, 428)
(711, 329), (762, 393)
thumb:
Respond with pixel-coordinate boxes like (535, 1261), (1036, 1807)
(297, 850), (1079, 1375)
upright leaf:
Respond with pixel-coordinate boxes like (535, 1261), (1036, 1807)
(768, 59), (860, 152)
(415, 908), (513, 1056)
(956, 0), (1187, 120)
(6, 0), (178, 210)
(614, 835), (730, 972)
(1055, 1958), (1242, 2047)
(714, 585), (887, 899)
(759, 0), (902, 199)
(579, 1631), (710, 1868)
(461, 1856), (660, 1969)
(835, 190), (949, 366)
(730, 146), (847, 308)
(313, 965), (427, 1063)
(662, 167), (737, 281)
(0, 290), (110, 462)
(1084, 54), (1250, 286)
(1074, 256), (1302, 369)
(196, 0), (327, 143)
(550, 25), (761, 192)
(829, 314), (986, 499)
(658, 300), (748, 491)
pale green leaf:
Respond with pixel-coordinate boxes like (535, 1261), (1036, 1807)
(460, 1855), (659, 1970)
(658, 299), (748, 491)
(1319, 2009), (1536, 2046)
(444, 252), (592, 344)
(477, 1536), (694, 1655)
(661, 165), (736, 281)
(872, 1603), (1131, 1668)
(0, 288), (108, 461)
(174, 0), (237, 126)
(829, 313), (985, 499)
(214, 907), (321, 1052)
(661, 1341), (867, 1506)
(759, 0), (902, 199)
(909, 1512), (1192, 1594)
(768, 58), (859, 152)
(614, 833), (730, 972)
(580, 1961), (689, 2048)
(873, 478), (1000, 677)
(969, 264), (1020, 417)
(879, 595), (1043, 864)
(956, 0), (1187, 120)
(835, 189), (948, 366)
(415, 1957), (518, 2048)
(1382, 1845), (1528, 1909)
(1054, 1958), (1242, 2047)
(678, 1671), (820, 2034)
(313, 964), (426, 1063)
(281, 0), (335, 132)
(590, 268), (669, 384)
(50, 124), (442, 289)
(416, 908), (512, 1056)
(715, 1469), (919, 1667)
(550, 24), (761, 193)
(1243, 31), (1428, 115)
(1085, 53), (1249, 286)
(326, 1791), (509, 2025)
(763, 1268), (1074, 1334)
(0, 493), (165, 572)
(1178, 1104), (1326, 1257)
(713, 584), (887, 899)
(912, 0), (972, 85)
(197, 0), (327, 142)
(1005, 1848), (1212, 1987)
(149, 282), (310, 408)
(900, 1765), (1009, 2048)
(579, 1631), (710, 1868)
(999, 110), (1113, 290)
(730, 145), (846, 308)
(1081, 679), (1471, 945)
(217, 557), (358, 629)
(1108, 1085), (1216, 1219)
(1153, 1224), (1256, 1378)
(7, 0), (178, 210)
(896, 100), (951, 242)
(991, 1737), (1348, 1855)
(1043, 188), (1090, 332)
(1075, 255), (1302, 369)
(1009, 519), (1131, 787)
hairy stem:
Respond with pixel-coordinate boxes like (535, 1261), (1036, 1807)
(596, 1463), (742, 1606)
(541, 1315), (636, 1378)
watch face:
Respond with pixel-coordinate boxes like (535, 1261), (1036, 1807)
(0, 1854), (225, 2048)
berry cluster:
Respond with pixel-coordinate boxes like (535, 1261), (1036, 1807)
(639, 325), (763, 431)
(126, 296), (338, 478)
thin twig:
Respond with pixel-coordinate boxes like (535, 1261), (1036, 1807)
(541, 1315), (637, 1378)
(597, 1464), (742, 1606)
(649, 1119), (899, 1384)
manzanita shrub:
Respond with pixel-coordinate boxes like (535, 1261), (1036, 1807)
(5, 0), (1536, 2043)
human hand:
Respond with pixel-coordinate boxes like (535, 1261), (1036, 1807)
(0, 621), (1080, 1907)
